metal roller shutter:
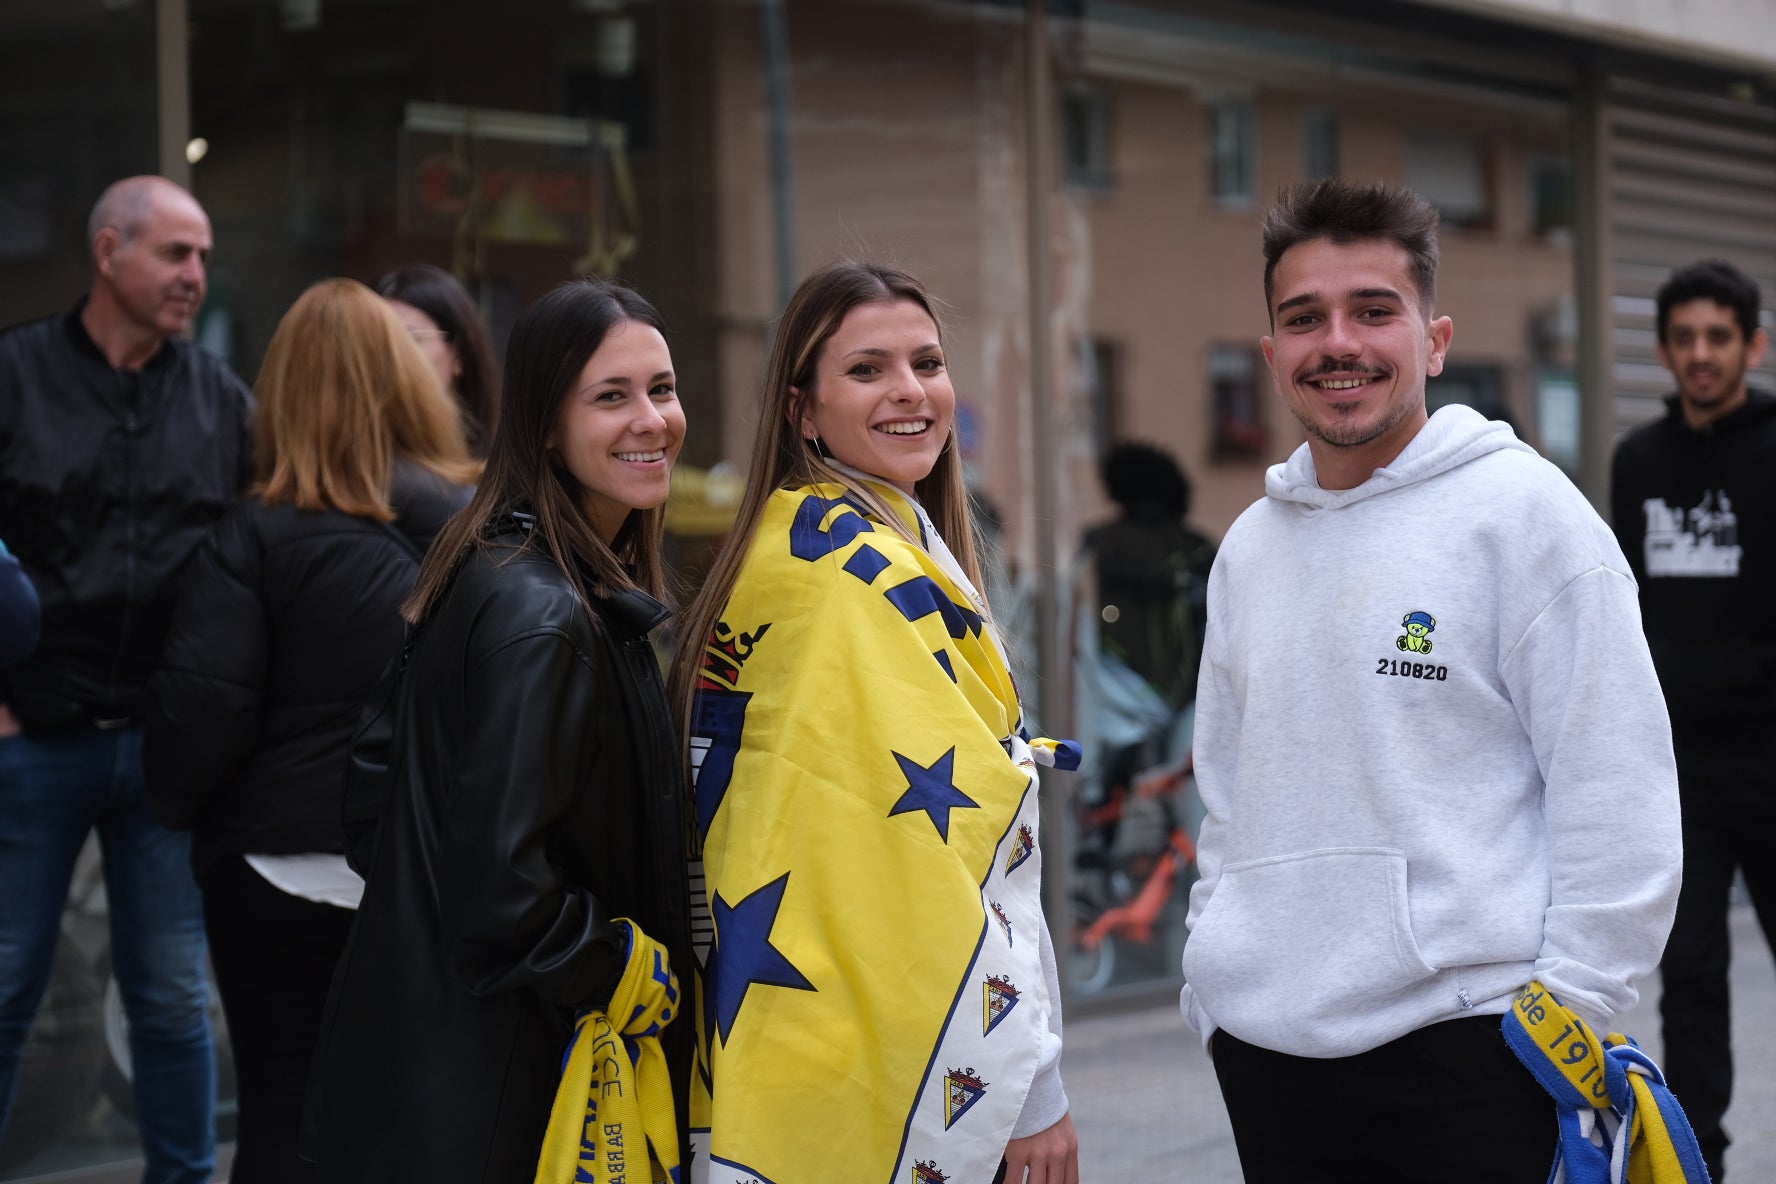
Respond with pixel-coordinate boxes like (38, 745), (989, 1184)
(1606, 75), (1776, 432)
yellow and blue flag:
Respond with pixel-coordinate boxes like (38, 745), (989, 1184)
(687, 483), (1054, 1184)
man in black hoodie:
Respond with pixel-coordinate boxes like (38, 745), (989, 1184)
(1610, 258), (1773, 1182)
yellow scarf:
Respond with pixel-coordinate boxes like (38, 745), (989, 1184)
(533, 919), (682, 1184)
(1504, 981), (1710, 1183)
(687, 483), (1053, 1184)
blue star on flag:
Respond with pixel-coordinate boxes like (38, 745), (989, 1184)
(706, 873), (816, 1045)
(888, 747), (979, 842)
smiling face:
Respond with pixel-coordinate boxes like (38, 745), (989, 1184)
(1262, 236), (1453, 489)
(1659, 298), (1768, 428)
(549, 319), (685, 543)
(796, 298), (956, 495)
(97, 188), (212, 339)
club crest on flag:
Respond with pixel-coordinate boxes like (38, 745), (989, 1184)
(943, 1067), (988, 1130)
(699, 620), (772, 691)
(983, 974), (1020, 1036)
(912, 1160), (949, 1184)
(989, 900), (1012, 947)
(1004, 824), (1035, 875)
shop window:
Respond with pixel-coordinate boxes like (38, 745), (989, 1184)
(560, 54), (656, 152)
(1406, 130), (1492, 230)
(1083, 337), (1122, 457)
(1528, 156), (1572, 239)
(1537, 370), (1580, 472)
(0, 179), (53, 261)
(1061, 84), (1113, 190)
(1207, 97), (1256, 206)
(1427, 362), (1505, 418)
(1302, 106), (1339, 180)
(1210, 343), (1268, 458)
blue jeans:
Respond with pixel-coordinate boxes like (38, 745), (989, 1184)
(0, 725), (215, 1184)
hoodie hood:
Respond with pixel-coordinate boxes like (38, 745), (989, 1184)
(1265, 404), (1536, 510)
(1660, 386), (1776, 434)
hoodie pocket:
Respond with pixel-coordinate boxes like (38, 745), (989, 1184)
(1183, 846), (1435, 1037)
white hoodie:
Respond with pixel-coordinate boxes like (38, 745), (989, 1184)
(1179, 405), (1681, 1058)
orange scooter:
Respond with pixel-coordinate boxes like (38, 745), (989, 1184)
(1068, 756), (1197, 995)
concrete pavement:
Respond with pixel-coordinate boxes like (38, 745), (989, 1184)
(1067, 902), (1776, 1182)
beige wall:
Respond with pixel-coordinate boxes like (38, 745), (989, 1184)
(707, 0), (1044, 559)
(1063, 31), (1576, 542)
(703, 0), (1580, 565)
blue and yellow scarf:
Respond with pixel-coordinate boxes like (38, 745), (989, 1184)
(1505, 981), (1710, 1184)
(533, 919), (682, 1184)
(687, 482), (1057, 1184)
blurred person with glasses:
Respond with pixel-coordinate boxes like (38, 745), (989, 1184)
(374, 264), (501, 455)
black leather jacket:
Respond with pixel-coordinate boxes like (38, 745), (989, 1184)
(302, 521), (693, 1182)
(143, 463), (472, 874)
(0, 302), (254, 726)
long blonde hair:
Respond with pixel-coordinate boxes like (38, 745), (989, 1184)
(255, 278), (477, 518)
(668, 261), (983, 729)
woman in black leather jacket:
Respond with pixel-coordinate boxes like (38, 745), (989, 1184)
(301, 280), (693, 1183)
(144, 278), (477, 1183)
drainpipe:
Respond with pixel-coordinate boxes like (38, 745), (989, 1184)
(157, 0), (192, 188)
(1572, 58), (1614, 514)
(761, 0), (796, 308)
(1024, 0), (1073, 987)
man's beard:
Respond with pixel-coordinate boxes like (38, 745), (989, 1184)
(1680, 361), (1747, 408)
(1292, 390), (1417, 450)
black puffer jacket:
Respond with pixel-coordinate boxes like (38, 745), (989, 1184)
(301, 518), (693, 1183)
(0, 302), (254, 726)
(143, 462), (472, 874)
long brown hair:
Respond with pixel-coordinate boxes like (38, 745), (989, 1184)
(668, 261), (982, 728)
(403, 278), (671, 625)
(254, 277), (477, 519)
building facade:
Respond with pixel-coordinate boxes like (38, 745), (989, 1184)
(1, 0), (1772, 1177)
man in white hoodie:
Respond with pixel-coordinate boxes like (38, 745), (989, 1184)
(1180, 179), (1682, 1182)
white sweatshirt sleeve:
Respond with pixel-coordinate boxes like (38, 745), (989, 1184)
(1010, 903), (1070, 1137)
(1501, 564), (1682, 1032)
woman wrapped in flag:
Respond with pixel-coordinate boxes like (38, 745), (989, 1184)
(670, 262), (1079, 1184)
(303, 281), (694, 1184)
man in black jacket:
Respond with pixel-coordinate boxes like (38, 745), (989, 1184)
(1610, 258), (1774, 1183)
(0, 540), (37, 669)
(0, 175), (252, 1184)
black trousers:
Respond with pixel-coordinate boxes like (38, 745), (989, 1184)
(1659, 772), (1776, 1183)
(201, 855), (355, 1184)
(1212, 1017), (1557, 1184)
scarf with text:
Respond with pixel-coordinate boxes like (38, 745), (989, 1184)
(1504, 981), (1710, 1184)
(534, 919), (682, 1184)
